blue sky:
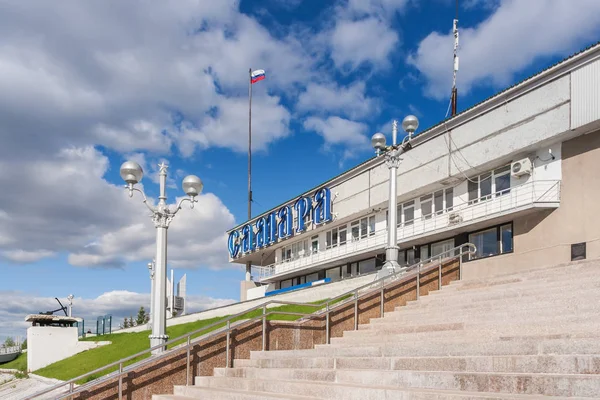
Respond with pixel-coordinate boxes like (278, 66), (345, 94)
(0, 0), (599, 340)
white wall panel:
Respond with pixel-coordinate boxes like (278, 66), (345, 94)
(571, 58), (600, 129)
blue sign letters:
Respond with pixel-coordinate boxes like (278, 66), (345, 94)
(227, 187), (333, 258)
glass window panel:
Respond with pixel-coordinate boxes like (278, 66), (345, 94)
(398, 251), (406, 265)
(495, 174), (511, 195)
(326, 267), (341, 281)
(332, 229), (338, 246)
(342, 265), (351, 279)
(421, 196), (432, 219)
(403, 202), (414, 225)
(500, 224), (513, 253)
(306, 273), (319, 283)
(420, 245), (430, 261)
(469, 228), (498, 259)
(468, 179), (478, 202)
(406, 249), (415, 265)
(480, 174), (492, 198)
(359, 259), (377, 274)
(434, 190), (444, 214)
(351, 262), (358, 276)
(351, 222), (360, 241)
(431, 239), (455, 257)
(280, 279), (293, 289)
(299, 276), (306, 285)
(311, 235), (319, 254)
(326, 232), (332, 249)
(339, 228), (347, 245)
(369, 216), (376, 236)
(360, 218), (368, 239)
(445, 188), (454, 211)
(397, 205), (402, 226)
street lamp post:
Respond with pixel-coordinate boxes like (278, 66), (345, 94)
(120, 161), (203, 354)
(371, 115), (419, 280)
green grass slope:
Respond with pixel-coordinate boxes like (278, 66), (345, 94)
(32, 297), (347, 384)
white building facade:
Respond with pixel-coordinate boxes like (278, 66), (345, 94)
(227, 43), (600, 300)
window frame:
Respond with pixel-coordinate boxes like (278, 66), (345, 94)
(467, 222), (514, 261)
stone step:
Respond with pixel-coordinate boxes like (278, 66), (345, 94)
(212, 367), (600, 397)
(446, 261), (599, 289)
(413, 282), (600, 306)
(341, 322), (600, 343)
(193, 376), (595, 399)
(250, 337), (600, 359)
(235, 354), (600, 375)
(370, 305), (600, 327)
(420, 286), (600, 307)
(363, 310), (600, 331)
(169, 385), (321, 399)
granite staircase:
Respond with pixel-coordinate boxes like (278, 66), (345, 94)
(155, 260), (600, 399)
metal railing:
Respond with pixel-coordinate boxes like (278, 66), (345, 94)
(25, 243), (476, 400)
(254, 179), (559, 280)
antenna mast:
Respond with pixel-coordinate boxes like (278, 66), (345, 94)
(451, 0), (459, 116)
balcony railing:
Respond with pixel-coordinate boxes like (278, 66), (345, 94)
(253, 179), (560, 281)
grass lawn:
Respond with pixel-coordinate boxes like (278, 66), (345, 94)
(31, 296), (349, 384)
(1, 352), (27, 372)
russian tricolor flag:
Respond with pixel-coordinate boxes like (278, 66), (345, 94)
(251, 69), (266, 84)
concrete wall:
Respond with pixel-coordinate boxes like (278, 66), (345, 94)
(463, 128), (600, 279)
(27, 326), (109, 372)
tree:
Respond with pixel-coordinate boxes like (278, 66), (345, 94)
(123, 317), (130, 328)
(136, 307), (149, 325)
(21, 339), (27, 350)
(4, 337), (15, 347)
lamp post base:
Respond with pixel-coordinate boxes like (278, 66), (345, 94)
(149, 334), (169, 354)
(376, 260), (405, 281)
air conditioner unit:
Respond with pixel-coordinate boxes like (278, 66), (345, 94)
(448, 212), (462, 224)
(511, 158), (533, 177)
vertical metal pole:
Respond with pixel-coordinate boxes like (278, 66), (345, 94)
(325, 303), (330, 344)
(262, 305), (266, 351)
(438, 256), (443, 290)
(150, 164), (169, 354)
(186, 336), (191, 386)
(459, 250), (463, 280)
(416, 265), (420, 301)
(354, 290), (358, 330)
(225, 320), (230, 368)
(118, 363), (123, 400)
(381, 120), (401, 278)
(380, 280), (385, 317)
(246, 67), (253, 282)
(69, 382), (74, 393)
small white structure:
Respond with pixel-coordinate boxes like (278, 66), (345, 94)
(25, 314), (109, 372)
(167, 270), (187, 318)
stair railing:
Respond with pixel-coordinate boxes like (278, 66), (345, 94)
(25, 243), (476, 400)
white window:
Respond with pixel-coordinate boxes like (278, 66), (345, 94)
(420, 194), (433, 220)
(326, 226), (347, 249)
(326, 266), (341, 281)
(351, 221), (360, 241)
(468, 166), (511, 204)
(403, 201), (415, 225)
(280, 279), (293, 289)
(368, 216), (376, 236)
(359, 259), (377, 274)
(431, 238), (455, 258)
(468, 224), (513, 260)
(311, 235), (319, 254)
(306, 273), (319, 283)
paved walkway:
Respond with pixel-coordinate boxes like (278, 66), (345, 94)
(0, 372), (67, 400)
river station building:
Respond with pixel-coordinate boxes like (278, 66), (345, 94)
(227, 42), (600, 301)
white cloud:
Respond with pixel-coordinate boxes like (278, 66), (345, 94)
(0, 290), (236, 339)
(304, 116), (369, 147)
(0, 1), (313, 159)
(330, 17), (399, 71)
(296, 81), (378, 119)
(408, 0), (600, 99)
(346, 0), (410, 18)
(0, 147), (234, 270)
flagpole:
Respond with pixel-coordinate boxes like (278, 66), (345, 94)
(246, 67), (252, 282)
